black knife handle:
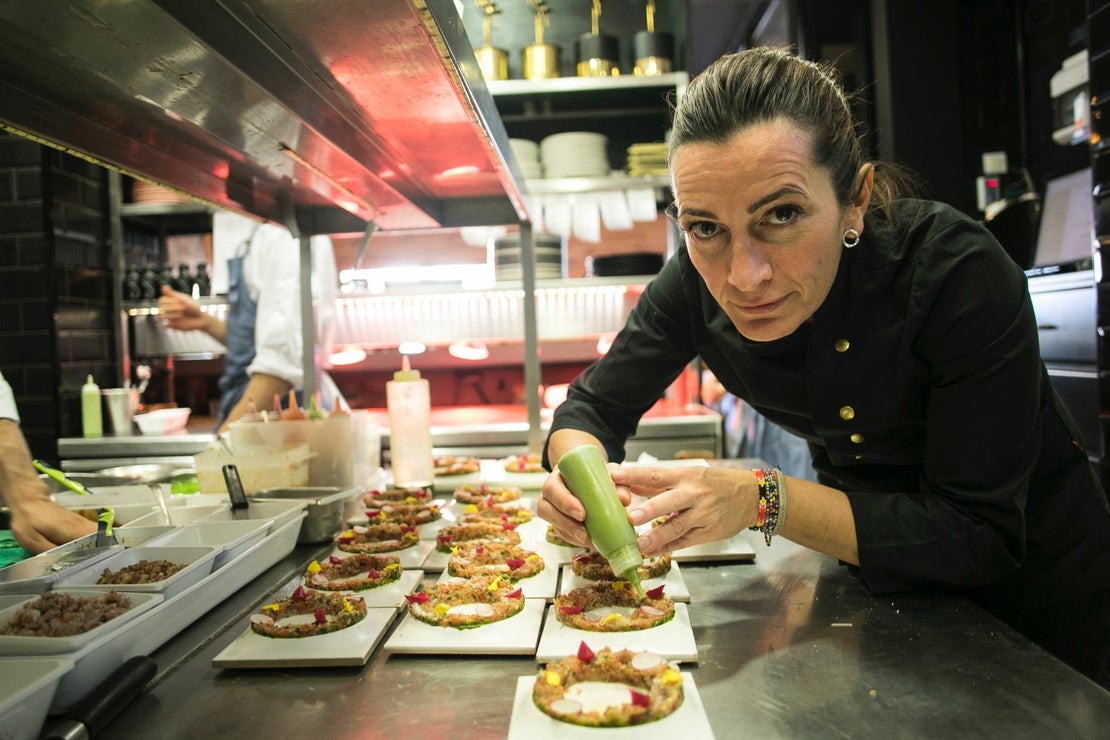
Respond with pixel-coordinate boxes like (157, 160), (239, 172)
(42, 656), (157, 739)
(222, 464), (249, 510)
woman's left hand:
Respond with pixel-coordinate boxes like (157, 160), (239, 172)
(616, 465), (756, 556)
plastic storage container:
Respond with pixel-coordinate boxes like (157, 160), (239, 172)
(194, 443), (311, 493)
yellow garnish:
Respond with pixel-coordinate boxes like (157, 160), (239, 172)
(613, 581), (627, 590)
(262, 602), (281, 612)
(340, 529), (354, 538)
(600, 612), (624, 625)
(343, 598), (354, 613)
(377, 511), (388, 520)
(403, 532), (419, 542)
(385, 563), (402, 572)
(661, 669), (682, 686)
(464, 504), (479, 514)
(404, 496), (417, 504)
(526, 553), (541, 560)
(450, 546), (459, 555)
(487, 576), (503, 592)
(307, 560), (322, 574)
(544, 670), (562, 687)
(434, 603), (450, 615)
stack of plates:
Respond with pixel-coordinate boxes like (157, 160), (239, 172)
(509, 139), (543, 180)
(131, 180), (192, 205)
(540, 132), (610, 178)
(493, 233), (566, 282)
(626, 142), (669, 176)
(587, 251), (665, 277)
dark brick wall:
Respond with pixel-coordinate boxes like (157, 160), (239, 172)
(0, 132), (116, 462)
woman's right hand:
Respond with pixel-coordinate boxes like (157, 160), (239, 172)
(157, 285), (206, 331)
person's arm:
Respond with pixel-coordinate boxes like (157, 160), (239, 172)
(0, 420), (96, 553)
(217, 372), (291, 433)
(158, 286), (227, 343)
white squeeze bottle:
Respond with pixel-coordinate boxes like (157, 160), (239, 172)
(386, 356), (433, 487)
(81, 375), (102, 438)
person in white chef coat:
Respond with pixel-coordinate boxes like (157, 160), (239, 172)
(158, 210), (337, 432)
(0, 371), (96, 553)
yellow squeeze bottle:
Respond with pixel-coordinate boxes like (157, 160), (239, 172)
(558, 444), (645, 598)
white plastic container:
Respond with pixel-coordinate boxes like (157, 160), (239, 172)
(386, 357), (433, 487)
(0, 657), (73, 740)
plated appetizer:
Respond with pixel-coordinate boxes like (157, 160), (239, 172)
(447, 541), (545, 581)
(250, 586), (366, 638)
(363, 501), (441, 526)
(404, 574), (524, 629)
(452, 483), (522, 506)
(460, 504), (534, 527)
(554, 582), (675, 632)
(304, 553), (402, 592)
(364, 486), (433, 505)
(435, 521), (521, 553)
(433, 455), (481, 476)
(503, 453), (545, 474)
(534, 643), (684, 727)
(336, 522), (420, 554)
(571, 551), (672, 582)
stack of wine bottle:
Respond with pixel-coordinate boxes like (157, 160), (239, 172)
(122, 262), (211, 301)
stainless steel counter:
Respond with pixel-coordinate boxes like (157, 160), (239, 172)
(92, 535), (1110, 739)
(57, 402), (723, 469)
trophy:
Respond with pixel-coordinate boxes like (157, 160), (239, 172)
(474, 1), (508, 81)
(633, 0), (674, 76)
(523, 1), (559, 80)
(576, 0), (620, 77)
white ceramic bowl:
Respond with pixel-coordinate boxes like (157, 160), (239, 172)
(133, 408), (191, 435)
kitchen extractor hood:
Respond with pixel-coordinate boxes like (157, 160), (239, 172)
(0, 0), (529, 235)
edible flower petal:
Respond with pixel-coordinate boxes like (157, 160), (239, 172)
(544, 670), (562, 687)
(505, 558), (525, 569)
(405, 592), (430, 604)
(314, 609), (327, 625)
(342, 598), (354, 613)
(630, 690), (650, 708)
(600, 612), (623, 625)
(505, 587), (523, 599)
(645, 584), (666, 599)
(262, 602), (281, 612)
(576, 641), (596, 662)
(559, 605), (584, 615)
(487, 576), (504, 592)
(661, 669), (682, 686)
(328, 555), (342, 565)
(307, 560), (322, 575)
(433, 603), (450, 616)
(292, 585), (308, 601)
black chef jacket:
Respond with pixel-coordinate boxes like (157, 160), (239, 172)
(547, 199), (1110, 612)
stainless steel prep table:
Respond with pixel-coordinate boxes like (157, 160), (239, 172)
(92, 535), (1110, 739)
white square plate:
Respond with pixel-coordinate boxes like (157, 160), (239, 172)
(559, 562), (690, 603)
(671, 533), (756, 563)
(212, 605), (398, 668)
(0, 591), (163, 655)
(56, 546), (219, 600)
(535, 603), (698, 663)
(384, 597), (545, 655)
(506, 673), (714, 739)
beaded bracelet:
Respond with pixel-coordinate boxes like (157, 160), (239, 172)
(748, 468), (786, 546)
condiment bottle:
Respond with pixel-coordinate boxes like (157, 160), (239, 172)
(386, 356), (433, 487)
(81, 375), (102, 438)
(193, 262), (211, 298)
(557, 444), (645, 597)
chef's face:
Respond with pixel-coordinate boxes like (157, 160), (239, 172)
(669, 118), (870, 342)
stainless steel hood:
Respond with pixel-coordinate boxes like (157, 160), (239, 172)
(0, 0), (529, 235)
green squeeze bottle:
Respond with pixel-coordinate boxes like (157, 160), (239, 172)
(558, 444), (645, 598)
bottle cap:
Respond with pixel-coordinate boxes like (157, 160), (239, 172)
(393, 355), (422, 382)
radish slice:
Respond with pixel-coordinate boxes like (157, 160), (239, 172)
(311, 574), (328, 586)
(473, 604), (495, 618)
(250, 613), (274, 625)
(639, 605), (664, 617)
(549, 699), (583, 715)
(630, 651), (664, 670)
(353, 525), (369, 534)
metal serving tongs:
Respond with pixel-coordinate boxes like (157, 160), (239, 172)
(33, 459), (89, 496)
